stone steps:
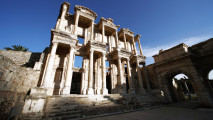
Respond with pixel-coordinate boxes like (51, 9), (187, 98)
(21, 94), (162, 120)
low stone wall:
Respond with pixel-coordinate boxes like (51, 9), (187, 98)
(0, 50), (41, 68)
(0, 55), (40, 119)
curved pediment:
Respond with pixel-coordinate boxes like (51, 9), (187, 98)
(75, 5), (97, 19)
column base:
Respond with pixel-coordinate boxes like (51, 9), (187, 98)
(87, 88), (94, 95)
(119, 89), (126, 95)
(139, 88), (146, 94)
(101, 88), (108, 95)
(82, 88), (87, 95)
(128, 88), (135, 94)
(62, 87), (70, 95)
(96, 88), (101, 95)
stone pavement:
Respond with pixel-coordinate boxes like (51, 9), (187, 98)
(88, 102), (213, 120)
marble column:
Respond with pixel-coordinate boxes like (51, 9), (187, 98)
(62, 46), (75, 94)
(138, 39), (143, 55)
(81, 57), (86, 95)
(58, 4), (67, 30)
(91, 20), (94, 41)
(42, 42), (58, 88)
(87, 50), (94, 95)
(102, 24), (105, 43)
(132, 37), (137, 54)
(123, 33), (127, 49)
(101, 53), (108, 95)
(84, 28), (88, 45)
(115, 30), (119, 49)
(74, 12), (80, 35)
(118, 56), (125, 94)
(127, 59), (135, 94)
(143, 63), (151, 90)
(136, 60), (145, 94)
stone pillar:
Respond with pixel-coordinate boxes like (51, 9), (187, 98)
(108, 36), (112, 52)
(127, 58), (135, 94)
(183, 80), (191, 99)
(84, 28), (88, 45)
(136, 60), (145, 94)
(42, 42), (58, 88)
(81, 57), (86, 94)
(143, 63), (151, 90)
(58, 4), (67, 30)
(123, 33), (127, 49)
(74, 12), (80, 35)
(91, 20), (94, 41)
(102, 24), (105, 43)
(132, 37), (137, 54)
(87, 50), (94, 95)
(118, 56), (125, 94)
(101, 53), (108, 95)
(138, 39), (143, 55)
(62, 46), (75, 94)
(115, 30), (119, 48)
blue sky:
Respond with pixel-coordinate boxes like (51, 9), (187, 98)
(0, 0), (213, 67)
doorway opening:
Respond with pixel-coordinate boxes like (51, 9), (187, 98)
(167, 73), (197, 102)
(70, 72), (82, 94)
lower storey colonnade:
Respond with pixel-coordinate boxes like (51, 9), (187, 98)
(40, 44), (150, 96)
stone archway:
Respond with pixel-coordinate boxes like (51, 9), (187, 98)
(163, 70), (197, 103)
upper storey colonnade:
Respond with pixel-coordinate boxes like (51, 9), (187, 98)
(54, 2), (144, 56)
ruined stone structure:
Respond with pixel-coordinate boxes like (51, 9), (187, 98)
(35, 2), (148, 97)
(146, 38), (213, 107)
(0, 2), (213, 120)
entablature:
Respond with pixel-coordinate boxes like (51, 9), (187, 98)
(51, 29), (78, 47)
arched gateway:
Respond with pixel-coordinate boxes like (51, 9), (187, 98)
(149, 41), (213, 107)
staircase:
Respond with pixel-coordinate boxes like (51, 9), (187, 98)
(21, 94), (161, 120)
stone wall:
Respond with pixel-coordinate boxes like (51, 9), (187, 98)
(0, 50), (41, 68)
(0, 54), (40, 119)
(153, 43), (188, 63)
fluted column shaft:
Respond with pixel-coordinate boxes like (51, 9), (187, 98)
(136, 60), (145, 93)
(115, 30), (119, 48)
(42, 42), (58, 88)
(102, 24), (105, 42)
(138, 39), (143, 55)
(101, 53), (108, 95)
(74, 12), (80, 35)
(62, 46), (75, 94)
(143, 63), (150, 90)
(91, 21), (94, 41)
(127, 59), (135, 94)
(132, 37), (137, 54)
(87, 50), (94, 95)
(123, 33), (127, 49)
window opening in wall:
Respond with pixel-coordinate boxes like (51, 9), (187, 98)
(78, 37), (84, 45)
(106, 61), (109, 68)
(74, 56), (83, 68)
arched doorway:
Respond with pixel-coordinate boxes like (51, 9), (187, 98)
(165, 71), (197, 103)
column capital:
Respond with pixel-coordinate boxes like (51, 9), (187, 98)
(89, 48), (94, 53)
(52, 42), (58, 45)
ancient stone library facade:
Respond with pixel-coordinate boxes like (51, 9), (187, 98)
(0, 2), (213, 119)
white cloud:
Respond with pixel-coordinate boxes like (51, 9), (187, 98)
(141, 35), (213, 58)
(136, 35), (213, 65)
